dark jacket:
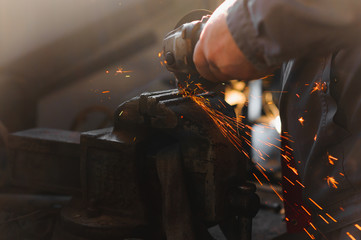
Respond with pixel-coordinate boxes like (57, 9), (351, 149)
(226, 0), (361, 234)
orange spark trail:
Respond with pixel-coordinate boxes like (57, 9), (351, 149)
(296, 180), (305, 188)
(284, 176), (295, 186)
(326, 213), (337, 222)
(116, 67), (132, 75)
(285, 145), (293, 151)
(325, 176), (339, 189)
(253, 173), (263, 186)
(309, 222), (317, 231)
(270, 184), (283, 201)
(347, 232), (356, 240)
(355, 224), (361, 231)
(256, 165), (270, 181)
(309, 198), (323, 210)
(287, 164), (299, 175)
(301, 205), (311, 216)
(319, 214), (329, 224)
(304, 228), (315, 239)
(102, 91), (110, 94)
(328, 153), (338, 165)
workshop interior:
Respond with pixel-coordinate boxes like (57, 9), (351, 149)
(0, 0), (285, 239)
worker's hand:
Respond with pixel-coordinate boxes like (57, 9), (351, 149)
(193, 0), (272, 82)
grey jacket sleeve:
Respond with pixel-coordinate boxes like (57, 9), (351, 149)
(226, 0), (361, 69)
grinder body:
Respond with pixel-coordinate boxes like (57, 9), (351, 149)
(163, 10), (219, 92)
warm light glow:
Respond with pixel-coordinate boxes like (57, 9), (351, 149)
(225, 90), (246, 106)
(271, 116), (282, 134)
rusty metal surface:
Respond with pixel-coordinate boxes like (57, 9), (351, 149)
(8, 128), (81, 195)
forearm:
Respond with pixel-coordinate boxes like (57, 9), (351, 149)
(227, 0), (361, 68)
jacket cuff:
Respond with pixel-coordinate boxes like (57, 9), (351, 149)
(226, 0), (269, 71)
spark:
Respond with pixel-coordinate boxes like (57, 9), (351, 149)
(325, 176), (339, 189)
(282, 154), (291, 162)
(259, 74), (275, 80)
(311, 81), (327, 94)
(281, 134), (294, 142)
(242, 150), (250, 159)
(304, 228), (315, 239)
(116, 67), (132, 75)
(298, 117), (305, 126)
(253, 173), (263, 186)
(256, 165), (270, 181)
(325, 213), (337, 222)
(296, 180), (305, 188)
(270, 184), (283, 201)
(319, 214), (329, 224)
(340, 207), (345, 211)
(285, 145), (293, 151)
(309, 198), (323, 210)
(314, 134), (317, 141)
(102, 91), (110, 94)
(178, 80), (289, 205)
(283, 176), (295, 186)
(347, 232), (356, 240)
(119, 111), (124, 117)
(133, 137), (136, 142)
(309, 222), (317, 231)
(105, 70), (110, 74)
(296, 94), (300, 98)
(340, 173), (345, 176)
(287, 164), (299, 175)
(328, 153), (338, 165)
(301, 205), (311, 216)
(354, 224), (361, 231)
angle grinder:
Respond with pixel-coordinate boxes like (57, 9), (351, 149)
(163, 10), (220, 93)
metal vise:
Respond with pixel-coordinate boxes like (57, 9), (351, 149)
(7, 89), (259, 239)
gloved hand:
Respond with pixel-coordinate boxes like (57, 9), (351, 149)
(193, 0), (272, 82)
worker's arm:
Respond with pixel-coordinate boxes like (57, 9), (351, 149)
(194, 0), (361, 82)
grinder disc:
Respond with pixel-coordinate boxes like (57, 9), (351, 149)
(174, 9), (212, 29)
